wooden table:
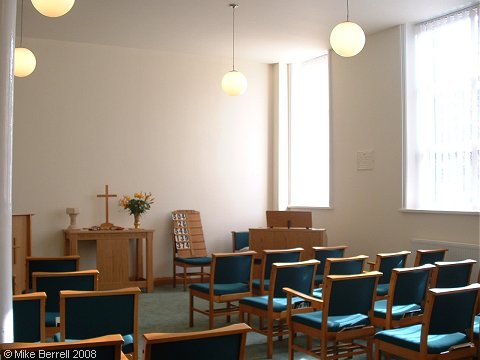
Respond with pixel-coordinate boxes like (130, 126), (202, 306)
(64, 229), (154, 293)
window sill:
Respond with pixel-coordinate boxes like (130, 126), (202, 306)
(399, 208), (479, 216)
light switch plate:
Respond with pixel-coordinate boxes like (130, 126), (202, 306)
(357, 150), (375, 170)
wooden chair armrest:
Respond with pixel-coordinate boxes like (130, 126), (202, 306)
(283, 287), (323, 309)
(367, 261), (375, 271)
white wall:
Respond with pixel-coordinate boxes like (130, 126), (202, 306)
(312, 26), (479, 263)
(12, 38), (271, 277)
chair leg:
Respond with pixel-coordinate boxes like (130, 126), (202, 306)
(367, 336), (373, 360)
(189, 292), (194, 327)
(226, 301), (231, 323)
(267, 317), (274, 359)
(173, 263), (177, 288)
(200, 266), (204, 282)
(375, 345), (381, 360)
(183, 266), (187, 291)
(288, 325), (295, 360)
(209, 299), (215, 329)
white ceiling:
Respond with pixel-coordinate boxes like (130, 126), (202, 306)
(17, 0), (478, 64)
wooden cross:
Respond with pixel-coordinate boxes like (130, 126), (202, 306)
(97, 184), (117, 230)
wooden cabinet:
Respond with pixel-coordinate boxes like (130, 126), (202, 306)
(12, 214), (33, 294)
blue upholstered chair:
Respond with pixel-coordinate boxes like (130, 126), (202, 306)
(414, 248), (448, 266)
(143, 323), (251, 360)
(312, 255), (368, 299)
(25, 255), (80, 292)
(32, 269), (99, 337)
(285, 271), (382, 360)
(0, 334), (127, 360)
(57, 287), (141, 360)
(232, 231), (250, 252)
(368, 250), (411, 299)
(253, 248), (304, 295)
(431, 259), (476, 288)
(372, 264), (436, 329)
(13, 292), (47, 342)
(312, 245), (348, 285)
(189, 251), (256, 329)
(375, 283), (480, 360)
(239, 259), (319, 358)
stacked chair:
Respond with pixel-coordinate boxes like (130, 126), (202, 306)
(368, 250), (411, 298)
(312, 245), (348, 286)
(414, 248), (448, 266)
(430, 258), (476, 288)
(239, 259), (319, 358)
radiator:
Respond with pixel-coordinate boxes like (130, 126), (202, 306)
(410, 238), (480, 282)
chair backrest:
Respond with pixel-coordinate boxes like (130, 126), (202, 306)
(211, 252), (256, 286)
(60, 287), (140, 358)
(323, 271), (382, 317)
(422, 284), (480, 343)
(13, 292), (46, 342)
(389, 264), (436, 306)
(172, 210), (207, 259)
(374, 251), (411, 284)
(33, 270), (99, 313)
(431, 259), (477, 288)
(414, 248), (448, 266)
(232, 231), (250, 252)
(0, 334), (125, 360)
(324, 255), (368, 278)
(143, 323), (251, 360)
(26, 255), (80, 290)
(312, 246), (348, 276)
(269, 260), (319, 299)
(260, 248), (304, 281)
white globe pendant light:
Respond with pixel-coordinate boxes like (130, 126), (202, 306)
(222, 4), (247, 96)
(31, 0), (75, 17)
(14, 48), (37, 77)
(330, 0), (365, 57)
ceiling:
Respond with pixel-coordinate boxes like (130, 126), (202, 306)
(17, 0), (478, 64)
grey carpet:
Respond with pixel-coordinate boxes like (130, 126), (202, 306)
(138, 285), (369, 360)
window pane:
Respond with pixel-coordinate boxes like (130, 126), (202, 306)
(289, 55), (330, 207)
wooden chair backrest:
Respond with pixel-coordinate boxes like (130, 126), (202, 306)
(0, 334), (126, 360)
(26, 255), (80, 290)
(143, 323), (251, 360)
(172, 210), (207, 258)
(13, 292), (47, 342)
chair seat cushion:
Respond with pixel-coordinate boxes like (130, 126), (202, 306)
(240, 295), (305, 312)
(45, 311), (59, 327)
(374, 300), (422, 320)
(252, 279), (270, 290)
(474, 315), (479, 337)
(375, 324), (469, 354)
(312, 288), (323, 299)
(292, 311), (369, 332)
(376, 283), (390, 296)
(54, 333), (134, 354)
(190, 282), (249, 295)
(175, 257), (211, 265)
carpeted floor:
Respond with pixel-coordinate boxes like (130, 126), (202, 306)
(138, 285), (367, 360)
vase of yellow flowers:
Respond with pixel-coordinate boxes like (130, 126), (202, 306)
(119, 192), (154, 229)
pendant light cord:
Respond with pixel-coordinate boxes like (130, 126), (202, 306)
(20, 0), (24, 47)
(231, 4), (237, 71)
(346, 0), (350, 22)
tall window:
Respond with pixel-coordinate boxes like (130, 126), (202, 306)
(288, 55), (330, 208)
(405, 5), (480, 212)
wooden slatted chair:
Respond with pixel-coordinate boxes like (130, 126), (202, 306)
(172, 210), (211, 291)
(414, 249), (448, 266)
(312, 245), (348, 286)
(253, 248), (304, 295)
(239, 259), (319, 358)
(13, 292), (47, 342)
(32, 269), (99, 337)
(189, 251), (256, 329)
(372, 264), (436, 330)
(0, 334), (128, 360)
(285, 271), (382, 360)
(57, 287), (141, 360)
(25, 255), (80, 292)
(375, 283), (480, 360)
(143, 323), (251, 360)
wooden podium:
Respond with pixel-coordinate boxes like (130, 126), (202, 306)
(64, 229), (154, 292)
(249, 227), (327, 261)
